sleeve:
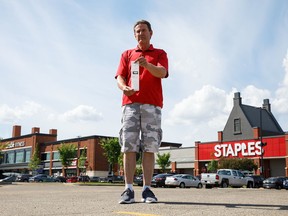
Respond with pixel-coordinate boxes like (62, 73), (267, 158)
(158, 50), (169, 78)
(115, 51), (129, 80)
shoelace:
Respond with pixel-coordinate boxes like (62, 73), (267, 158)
(121, 189), (131, 196)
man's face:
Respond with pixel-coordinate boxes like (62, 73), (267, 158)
(134, 23), (152, 45)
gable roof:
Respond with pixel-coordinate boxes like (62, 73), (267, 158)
(241, 104), (284, 136)
(222, 92), (284, 141)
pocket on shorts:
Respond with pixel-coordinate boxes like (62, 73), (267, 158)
(157, 128), (163, 147)
(119, 128), (123, 147)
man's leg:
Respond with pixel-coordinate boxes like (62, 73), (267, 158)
(142, 152), (154, 186)
(119, 152), (136, 204)
(124, 152), (136, 185)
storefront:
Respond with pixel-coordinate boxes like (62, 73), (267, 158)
(0, 125), (111, 177)
(194, 135), (288, 177)
(194, 92), (288, 178)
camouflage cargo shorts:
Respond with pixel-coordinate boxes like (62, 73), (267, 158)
(119, 103), (162, 153)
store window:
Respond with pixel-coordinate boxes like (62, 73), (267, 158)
(25, 149), (31, 162)
(53, 151), (60, 160)
(6, 151), (15, 164)
(234, 118), (241, 134)
(41, 152), (51, 161)
(15, 150), (24, 163)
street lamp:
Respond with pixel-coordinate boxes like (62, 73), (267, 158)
(259, 108), (267, 178)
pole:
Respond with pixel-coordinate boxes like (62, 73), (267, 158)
(259, 108), (264, 178)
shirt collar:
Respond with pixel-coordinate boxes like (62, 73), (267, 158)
(135, 44), (154, 52)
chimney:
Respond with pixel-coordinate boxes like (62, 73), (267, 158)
(218, 131), (223, 142)
(12, 125), (21, 137)
(233, 92), (242, 106)
(32, 127), (40, 134)
(262, 99), (271, 112)
(49, 129), (57, 135)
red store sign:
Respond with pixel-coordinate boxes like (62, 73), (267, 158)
(198, 137), (286, 161)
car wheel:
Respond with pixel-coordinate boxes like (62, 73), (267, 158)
(197, 183), (203, 189)
(179, 182), (185, 188)
(247, 182), (253, 188)
(221, 180), (229, 188)
(38, 180), (43, 182)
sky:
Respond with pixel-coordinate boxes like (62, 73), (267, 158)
(0, 0), (288, 147)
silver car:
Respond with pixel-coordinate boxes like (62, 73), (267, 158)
(165, 174), (203, 188)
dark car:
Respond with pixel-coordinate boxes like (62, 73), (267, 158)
(29, 174), (55, 183)
(16, 174), (32, 182)
(151, 173), (173, 187)
(283, 179), (288, 190)
(54, 176), (67, 183)
(263, 177), (288, 189)
(134, 173), (158, 186)
(90, 176), (100, 182)
(0, 175), (17, 183)
(107, 175), (124, 183)
(249, 175), (264, 188)
(78, 175), (90, 182)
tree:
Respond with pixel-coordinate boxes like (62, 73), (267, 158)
(100, 137), (121, 175)
(207, 159), (218, 173)
(78, 147), (87, 175)
(156, 152), (171, 173)
(58, 143), (77, 177)
(218, 158), (257, 171)
(29, 144), (41, 173)
(0, 139), (7, 164)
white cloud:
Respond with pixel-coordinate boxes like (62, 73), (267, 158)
(166, 85), (228, 125)
(0, 101), (42, 123)
(274, 50), (288, 113)
(60, 105), (103, 122)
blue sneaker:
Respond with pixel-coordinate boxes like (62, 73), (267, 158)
(119, 188), (135, 204)
(141, 188), (158, 203)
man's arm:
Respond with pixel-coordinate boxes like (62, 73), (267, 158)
(116, 75), (135, 96)
(135, 56), (167, 78)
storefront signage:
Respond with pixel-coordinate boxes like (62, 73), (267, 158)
(6, 141), (25, 149)
(198, 136), (286, 161)
(214, 141), (262, 158)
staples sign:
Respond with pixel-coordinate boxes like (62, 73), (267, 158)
(214, 141), (263, 158)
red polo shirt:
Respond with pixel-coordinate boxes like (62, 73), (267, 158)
(115, 45), (168, 108)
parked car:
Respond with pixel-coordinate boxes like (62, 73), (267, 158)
(165, 174), (203, 188)
(16, 174), (32, 182)
(0, 175), (17, 183)
(283, 179), (288, 190)
(134, 173), (157, 186)
(29, 174), (55, 183)
(263, 177), (288, 189)
(53, 176), (67, 183)
(66, 176), (78, 183)
(107, 175), (124, 183)
(249, 175), (264, 188)
(90, 176), (100, 182)
(151, 173), (173, 187)
(78, 175), (90, 182)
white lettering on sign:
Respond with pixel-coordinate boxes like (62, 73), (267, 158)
(214, 141), (262, 158)
(6, 141), (25, 149)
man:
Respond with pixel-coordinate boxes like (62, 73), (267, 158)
(115, 20), (168, 204)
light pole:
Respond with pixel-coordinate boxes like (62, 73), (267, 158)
(259, 108), (267, 178)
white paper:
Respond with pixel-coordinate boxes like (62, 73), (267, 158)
(131, 61), (139, 91)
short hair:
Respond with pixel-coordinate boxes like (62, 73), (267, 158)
(133, 20), (152, 32)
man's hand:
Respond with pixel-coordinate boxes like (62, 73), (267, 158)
(135, 56), (167, 78)
(122, 86), (135, 96)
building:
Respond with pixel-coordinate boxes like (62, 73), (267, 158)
(0, 125), (112, 177)
(0, 125), (182, 177)
(194, 92), (288, 177)
(155, 146), (195, 174)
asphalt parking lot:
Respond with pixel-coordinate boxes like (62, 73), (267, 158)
(0, 183), (288, 216)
